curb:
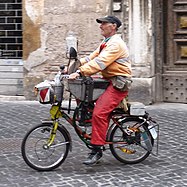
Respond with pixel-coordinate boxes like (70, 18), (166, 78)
(0, 95), (26, 101)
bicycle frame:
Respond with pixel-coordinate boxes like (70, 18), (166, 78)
(46, 98), (159, 153)
(38, 74), (159, 154)
(45, 101), (91, 148)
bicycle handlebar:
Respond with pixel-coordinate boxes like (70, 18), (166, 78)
(61, 74), (70, 79)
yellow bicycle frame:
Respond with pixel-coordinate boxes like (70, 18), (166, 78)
(47, 105), (62, 146)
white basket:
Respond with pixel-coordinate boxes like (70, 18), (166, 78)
(35, 81), (64, 104)
(129, 102), (145, 116)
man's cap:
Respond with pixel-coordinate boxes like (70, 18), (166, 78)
(96, 15), (122, 28)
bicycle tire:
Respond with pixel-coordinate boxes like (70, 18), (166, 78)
(109, 117), (154, 164)
(21, 122), (70, 171)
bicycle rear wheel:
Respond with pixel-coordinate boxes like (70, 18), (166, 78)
(21, 122), (70, 171)
(109, 117), (154, 164)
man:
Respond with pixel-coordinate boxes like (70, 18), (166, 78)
(69, 15), (132, 165)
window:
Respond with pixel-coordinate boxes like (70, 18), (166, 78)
(0, 0), (22, 59)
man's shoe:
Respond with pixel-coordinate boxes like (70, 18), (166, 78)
(83, 151), (102, 166)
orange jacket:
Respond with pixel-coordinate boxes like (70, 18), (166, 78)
(79, 34), (131, 79)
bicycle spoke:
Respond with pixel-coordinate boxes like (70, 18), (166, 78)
(109, 117), (154, 164)
(21, 123), (70, 171)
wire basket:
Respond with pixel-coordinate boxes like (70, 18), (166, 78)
(36, 82), (64, 104)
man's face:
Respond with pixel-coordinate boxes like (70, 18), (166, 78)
(99, 22), (117, 38)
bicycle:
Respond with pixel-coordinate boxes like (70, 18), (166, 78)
(21, 48), (159, 171)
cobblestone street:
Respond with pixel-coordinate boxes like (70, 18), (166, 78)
(0, 101), (186, 187)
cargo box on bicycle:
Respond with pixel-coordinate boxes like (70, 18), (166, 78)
(68, 77), (109, 102)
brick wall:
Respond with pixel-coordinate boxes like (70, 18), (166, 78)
(22, 0), (155, 104)
(23, 0), (109, 99)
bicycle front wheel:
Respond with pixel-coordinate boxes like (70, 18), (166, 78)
(21, 123), (70, 171)
(109, 117), (154, 164)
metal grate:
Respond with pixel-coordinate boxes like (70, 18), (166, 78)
(0, 138), (22, 153)
(0, 0), (22, 59)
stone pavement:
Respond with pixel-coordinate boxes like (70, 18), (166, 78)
(0, 101), (187, 187)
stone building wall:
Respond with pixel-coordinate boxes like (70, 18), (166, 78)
(23, 0), (155, 104)
(23, 0), (109, 99)
(127, 0), (154, 104)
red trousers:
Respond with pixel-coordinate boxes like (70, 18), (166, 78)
(91, 83), (128, 145)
